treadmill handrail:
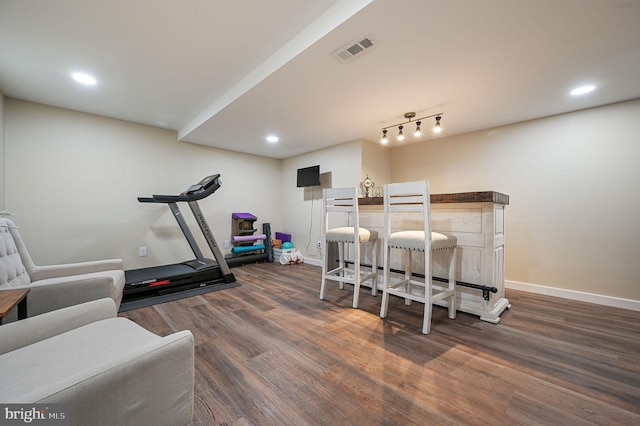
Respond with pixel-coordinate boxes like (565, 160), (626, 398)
(138, 174), (221, 204)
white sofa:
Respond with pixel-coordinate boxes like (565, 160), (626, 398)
(0, 298), (194, 426)
(0, 218), (125, 320)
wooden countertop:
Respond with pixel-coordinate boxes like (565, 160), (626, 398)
(358, 191), (509, 205)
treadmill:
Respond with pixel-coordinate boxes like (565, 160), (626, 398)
(123, 174), (236, 303)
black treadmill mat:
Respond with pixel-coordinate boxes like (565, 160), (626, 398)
(118, 281), (239, 312)
(125, 263), (201, 284)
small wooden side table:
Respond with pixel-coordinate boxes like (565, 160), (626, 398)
(0, 288), (30, 325)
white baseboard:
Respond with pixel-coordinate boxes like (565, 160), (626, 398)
(294, 265), (640, 312)
(303, 257), (322, 267)
(505, 280), (640, 312)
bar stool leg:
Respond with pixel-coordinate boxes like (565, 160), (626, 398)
(380, 243), (391, 319)
(338, 242), (345, 290)
(319, 240), (329, 300)
(448, 247), (457, 319)
(424, 250), (433, 334)
(404, 250), (412, 306)
(422, 295), (433, 334)
(371, 239), (379, 296)
(352, 242), (361, 308)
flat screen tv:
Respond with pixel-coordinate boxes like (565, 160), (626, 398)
(296, 165), (321, 187)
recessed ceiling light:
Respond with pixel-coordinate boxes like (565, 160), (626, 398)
(266, 135), (279, 143)
(570, 85), (596, 96)
(72, 72), (97, 85)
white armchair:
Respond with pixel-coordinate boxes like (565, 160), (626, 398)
(0, 218), (125, 319)
(0, 298), (195, 425)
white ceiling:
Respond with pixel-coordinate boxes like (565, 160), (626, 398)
(1, 0), (639, 159)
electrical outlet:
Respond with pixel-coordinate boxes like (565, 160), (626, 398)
(224, 240), (230, 248)
(139, 246), (147, 257)
(317, 241), (322, 251)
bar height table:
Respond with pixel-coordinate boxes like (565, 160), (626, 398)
(358, 191), (511, 323)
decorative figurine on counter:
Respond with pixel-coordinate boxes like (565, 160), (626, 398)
(360, 175), (375, 197)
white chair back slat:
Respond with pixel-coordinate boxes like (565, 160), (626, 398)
(324, 187), (355, 199)
(389, 194), (424, 204)
(387, 203), (425, 213)
(326, 205), (355, 213)
(387, 195), (425, 205)
(385, 181), (424, 195)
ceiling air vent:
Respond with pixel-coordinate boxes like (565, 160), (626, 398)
(332, 34), (374, 62)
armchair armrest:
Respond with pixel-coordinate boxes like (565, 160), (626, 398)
(29, 259), (124, 281)
(36, 330), (195, 426)
(25, 271), (124, 317)
(0, 298), (117, 355)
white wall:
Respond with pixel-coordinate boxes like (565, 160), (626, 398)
(362, 138), (391, 191)
(389, 99), (640, 301)
(5, 97), (639, 304)
(281, 140), (363, 262)
(4, 99), (282, 269)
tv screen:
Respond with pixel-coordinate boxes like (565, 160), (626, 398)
(296, 165), (321, 187)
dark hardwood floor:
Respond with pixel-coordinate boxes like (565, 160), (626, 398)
(119, 262), (640, 425)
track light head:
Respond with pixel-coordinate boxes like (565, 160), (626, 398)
(397, 125), (404, 141)
(381, 129), (388, 144)
(434, 116), (442, 133)
(414, 121), (422, 137)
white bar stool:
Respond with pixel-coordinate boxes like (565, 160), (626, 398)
(379, 180), (457, 334)
(319, 187), (379, 308)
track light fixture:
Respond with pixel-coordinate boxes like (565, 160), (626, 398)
(380, 112), (443, 143)
(434, 115), (442, 133)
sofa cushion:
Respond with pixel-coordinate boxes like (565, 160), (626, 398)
(0, 317), (160, 402)
(326, 226), (378, 243)
(388, 231), (457, 251)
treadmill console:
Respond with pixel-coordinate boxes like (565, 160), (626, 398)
(184, 175), (222, 194)
(198, 174), (220, 189)
(186, 174), (220, 194)
(139, 174), (222, 203)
